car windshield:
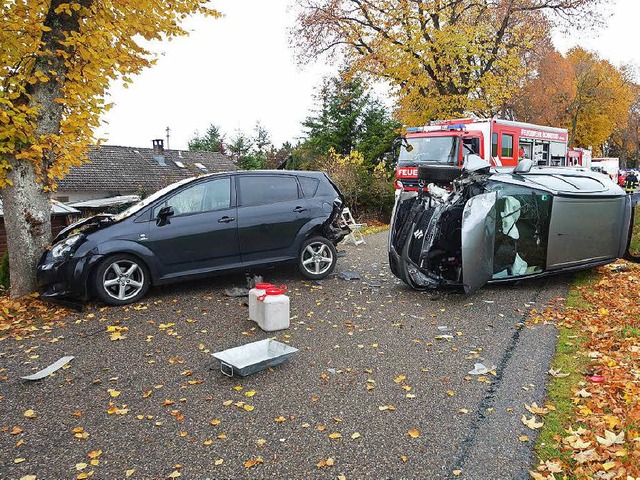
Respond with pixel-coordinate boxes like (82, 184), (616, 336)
(398, 136), (459, 166)
(112, 176), (196, 221)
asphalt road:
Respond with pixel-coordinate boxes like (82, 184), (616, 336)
(0, 231), (570, 480)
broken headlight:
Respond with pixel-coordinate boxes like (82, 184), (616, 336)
(51, 234), (84, 261)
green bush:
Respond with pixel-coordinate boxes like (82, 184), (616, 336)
(0, 250), (9, 291)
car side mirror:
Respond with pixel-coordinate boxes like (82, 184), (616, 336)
(513, 159), (533, 174)
(156, 205), (174, 226)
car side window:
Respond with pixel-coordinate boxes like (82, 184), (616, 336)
(298, 176), (320, 198)
(489, 183), (552, 278)
(152, 177), (231, 217)
(238, 176), (300, 206)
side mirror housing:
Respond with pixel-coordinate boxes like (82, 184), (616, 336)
(513, 159), (533, 174)
(156, 205), (174, 226)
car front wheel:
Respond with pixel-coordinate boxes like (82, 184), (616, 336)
(299, 237), (337, 280)
(94, 254), (149, 306)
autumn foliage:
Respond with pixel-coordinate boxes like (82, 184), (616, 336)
(293, 0), (602, 124)
(532, 263), (640, 478)
(0, 0), (220, 189)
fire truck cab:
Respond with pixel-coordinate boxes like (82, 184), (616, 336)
(395, 118), (569, 190)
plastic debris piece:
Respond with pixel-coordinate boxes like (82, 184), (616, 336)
(609, 263), (627, 273)
(468, 363), (496, 375)
(588, 375), (605, 383)
(337, 271), (360, 280)
(437, 326), (450, 331)
(21, 356), (75, 381)
(434, 334), (454, 340)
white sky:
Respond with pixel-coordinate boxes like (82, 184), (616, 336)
(96, 0), (640, 151)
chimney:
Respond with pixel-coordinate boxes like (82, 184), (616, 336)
(152, 139), (166, 166)
(152, 139), (164, 154)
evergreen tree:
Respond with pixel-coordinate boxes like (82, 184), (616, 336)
(300, 74), (400, 168)
(188, 124), (226, 153)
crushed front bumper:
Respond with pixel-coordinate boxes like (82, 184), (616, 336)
(36, 253), (104, 301)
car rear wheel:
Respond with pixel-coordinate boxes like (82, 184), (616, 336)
(94, 254), (149, 306)
(299, 237), (337, 280)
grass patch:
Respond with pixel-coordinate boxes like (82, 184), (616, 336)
(360, 224), (389, 236)
(534, 270), (597, 472)
(629, 211), (640, 257)
(620, 326), (640, 338)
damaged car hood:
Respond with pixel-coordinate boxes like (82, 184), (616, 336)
(54, 214), (115, 243)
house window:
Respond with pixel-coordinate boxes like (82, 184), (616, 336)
(491, 133), (498, 157)
(501, 134), (514, 158)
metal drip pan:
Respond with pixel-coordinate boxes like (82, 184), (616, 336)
(212, 339), (298, 377)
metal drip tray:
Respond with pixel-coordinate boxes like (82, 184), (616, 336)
(212, 339), (298, 377)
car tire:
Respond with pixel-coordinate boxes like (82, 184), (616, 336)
(94, 254), (150, 306)
(298, 236), (337, 280)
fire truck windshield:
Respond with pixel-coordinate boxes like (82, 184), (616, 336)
(397, 136), (459, 166)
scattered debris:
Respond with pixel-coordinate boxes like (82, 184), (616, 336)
(245, 274), (264, 288)
(337, 271), (361, 281)
(609, 263), (627, 273)
(468, 363), (495, 375)
(435, 334), (454, 340)
(548, 368), (570, 378)
(224, 287), (249, 297)
(437, 326), (450, 331)
(21, 356), (75, 381)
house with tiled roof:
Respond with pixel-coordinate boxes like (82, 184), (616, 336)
(53, 139), (237, 203)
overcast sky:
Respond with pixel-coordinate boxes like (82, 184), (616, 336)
(96, 0), (640, 151)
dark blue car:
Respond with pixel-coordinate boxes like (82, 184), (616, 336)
(38, 170), (348, 305)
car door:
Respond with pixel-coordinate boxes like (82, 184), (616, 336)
(236, 174), (312, 263)
(144, 176), (240, 278)
(461, 191), (497, 293)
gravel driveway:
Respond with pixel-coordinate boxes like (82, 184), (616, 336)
(0, 231), (569, 479)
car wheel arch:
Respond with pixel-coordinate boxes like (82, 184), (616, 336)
(86, 250), (155, 300)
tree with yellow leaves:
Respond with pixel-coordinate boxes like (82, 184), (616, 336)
(0, 1), (219, 297)
(293, 0), (602, 125)
(565, 48), (634, 155)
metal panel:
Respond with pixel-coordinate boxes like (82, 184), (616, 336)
(547, 196), (627, 269)
(461, 192), (497, 293)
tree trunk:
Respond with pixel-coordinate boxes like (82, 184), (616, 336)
(3, 0), (86, 297)
(3, 161), (52, 297)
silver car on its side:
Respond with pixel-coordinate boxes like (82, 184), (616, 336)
(389, 158), (635, 293)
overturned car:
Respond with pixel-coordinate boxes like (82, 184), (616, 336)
(389, 157), (635, 293)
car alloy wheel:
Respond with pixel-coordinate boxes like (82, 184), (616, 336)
(95, 254), (149, 305)
(299, 236), (337, 280)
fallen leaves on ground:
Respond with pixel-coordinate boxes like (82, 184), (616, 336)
(532, 263), (640, 478)
(0, 293), (69, 339)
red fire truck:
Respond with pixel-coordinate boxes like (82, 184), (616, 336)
(394, 118), (569, 189)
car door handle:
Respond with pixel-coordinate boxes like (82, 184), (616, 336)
(218, 216), (236, 223)
(293, 206), (307, 213)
